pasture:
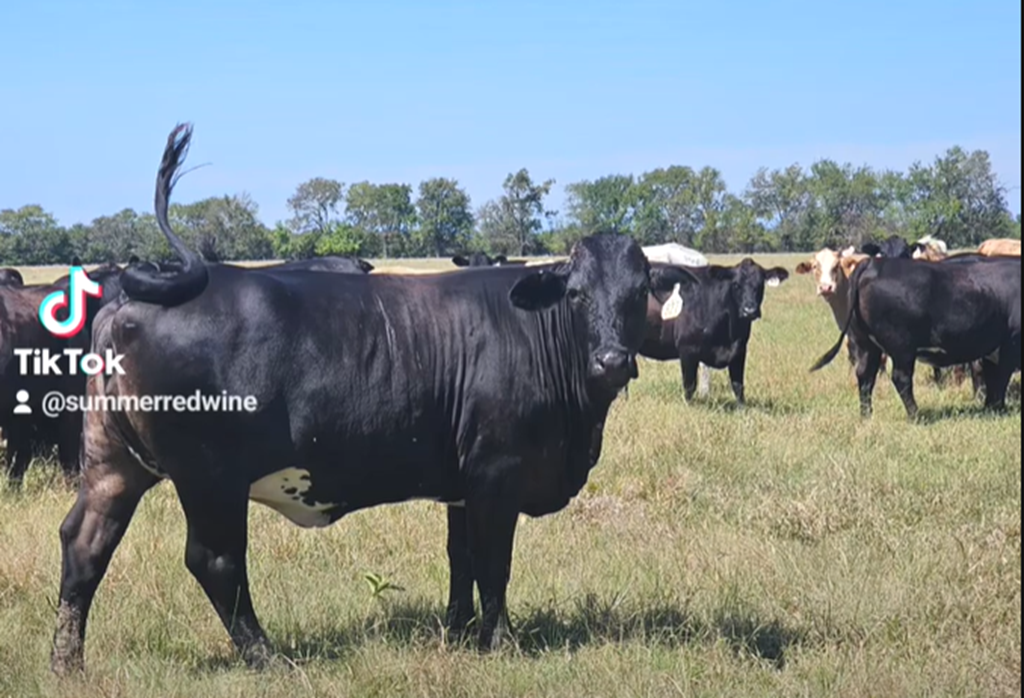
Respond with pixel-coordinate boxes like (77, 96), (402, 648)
(1, 254), (1020, 698)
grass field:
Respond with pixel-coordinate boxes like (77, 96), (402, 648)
(1, 255), (1020, 698)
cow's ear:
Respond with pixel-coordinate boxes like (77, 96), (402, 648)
(510, 270), (567, 311)
(452, 256), (470, 267)
(862, 243), (881, 257)
(357, 259), (375, 273)
(650, 265), (698, 294)
(795, 262), (812, 275)
(766, 267), (790, 286)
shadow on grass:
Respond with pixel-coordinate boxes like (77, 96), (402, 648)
(209, 595), (806, 671)
(913, 401), (1021, 425)
(684, 396), (807, 417)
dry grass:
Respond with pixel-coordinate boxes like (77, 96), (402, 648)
(1, 254), (1020, 698)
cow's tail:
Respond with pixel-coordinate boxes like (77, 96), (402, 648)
(810, 259), (869, 372)
(121, 123), (209, 306)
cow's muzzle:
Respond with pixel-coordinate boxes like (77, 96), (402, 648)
(740, 306), (761, 320)
(592, 347), (638, 388)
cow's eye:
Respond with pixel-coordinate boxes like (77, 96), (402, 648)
(567, 288), (583, 303)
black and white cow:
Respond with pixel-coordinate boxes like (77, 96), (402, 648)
(862, 235), (912, 259)
(640, 259), (789, 405)
(811, 255), (1021, 419)
(451, 252), (526, 268)
(50, 124), (697, 674)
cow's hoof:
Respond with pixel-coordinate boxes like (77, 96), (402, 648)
(241, 643), (279, 671)
(50, 652), (84, 678)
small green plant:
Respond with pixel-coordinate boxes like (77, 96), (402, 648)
(364, 572), (405, 602)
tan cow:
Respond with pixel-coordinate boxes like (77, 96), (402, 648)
(795, 247), (868, 329)
(978, 238), (1021, 258)
(796, 247), (879, 370)
(911, 235), (949, 262)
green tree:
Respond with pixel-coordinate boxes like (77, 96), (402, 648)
(565, 174), (636, 234)
(287, 177), (345, 235)
(745, 165), (815, 251)
(169, 194), (273, 261)
(415, 178), (474, 256)
(902, 147), (1013, 247)
(807, 160), (884, 248)
(315, 223), (372, 257)
(0, 205), (74, 265)
(346, 182), (416, 258)
(478, 169), (555, 255)
(632, 166), (700, 245)
(691, 167), (729, 250)
(714, 194), (770, 253)
(76, 208), (165, 263)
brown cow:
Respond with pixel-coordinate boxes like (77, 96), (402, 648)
(796, 247), (883, 371)
(978, 238), (1021, 258)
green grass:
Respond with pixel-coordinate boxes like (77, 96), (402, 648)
(1, 255), (1020, 698)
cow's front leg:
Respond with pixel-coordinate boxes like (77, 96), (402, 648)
(175, 478), (273, 668)
(465, 461), (521, 653)
(728, 352), (748, 406)
(445, 504), (476, 639)
(680, 358), (700, 402)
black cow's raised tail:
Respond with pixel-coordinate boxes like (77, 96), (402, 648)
(810, 259), (869, 372)
(121, 123), (209, 306)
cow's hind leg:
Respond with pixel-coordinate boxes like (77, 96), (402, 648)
(174, 476), (273, 668)
(855, 347), (883, 418)
(890, 357), (919, 421)
(981, 348), (1017, 411)
(445, 505), (476, 638)
(51, 437), (158, 675)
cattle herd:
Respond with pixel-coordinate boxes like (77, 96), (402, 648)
(0, 125), (1018, 675)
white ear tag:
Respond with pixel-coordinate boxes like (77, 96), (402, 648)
(767, 277), (781, 288)
(661, 283), (683, 320)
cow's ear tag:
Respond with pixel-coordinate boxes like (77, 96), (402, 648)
(767, 277), (781, 288)
(661, 283), (683, 320)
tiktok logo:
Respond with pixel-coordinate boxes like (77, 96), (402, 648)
(38, 266), (102, 338)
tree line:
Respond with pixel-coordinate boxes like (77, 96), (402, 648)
(1, 145), (1019, 266)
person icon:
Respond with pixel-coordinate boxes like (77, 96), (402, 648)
(14, 390), (32, 415)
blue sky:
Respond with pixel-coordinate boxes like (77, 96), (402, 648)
(1, 0), (1020, 227)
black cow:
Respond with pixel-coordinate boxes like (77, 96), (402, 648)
(0, 264), (124, 482)
(452, 252), (526, 267)
(640, 259), (789, 405)
(129, 256), (374, 275)
(811, 256), (1021, 419)
(252, 257), (375, 274)
(0, 268), (24, 286)
(862, 235), (912, 259)
(50, 124), (696, 674)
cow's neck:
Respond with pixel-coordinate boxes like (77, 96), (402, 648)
(541, 304), (617, 492)
(827, 273), (851, 327)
